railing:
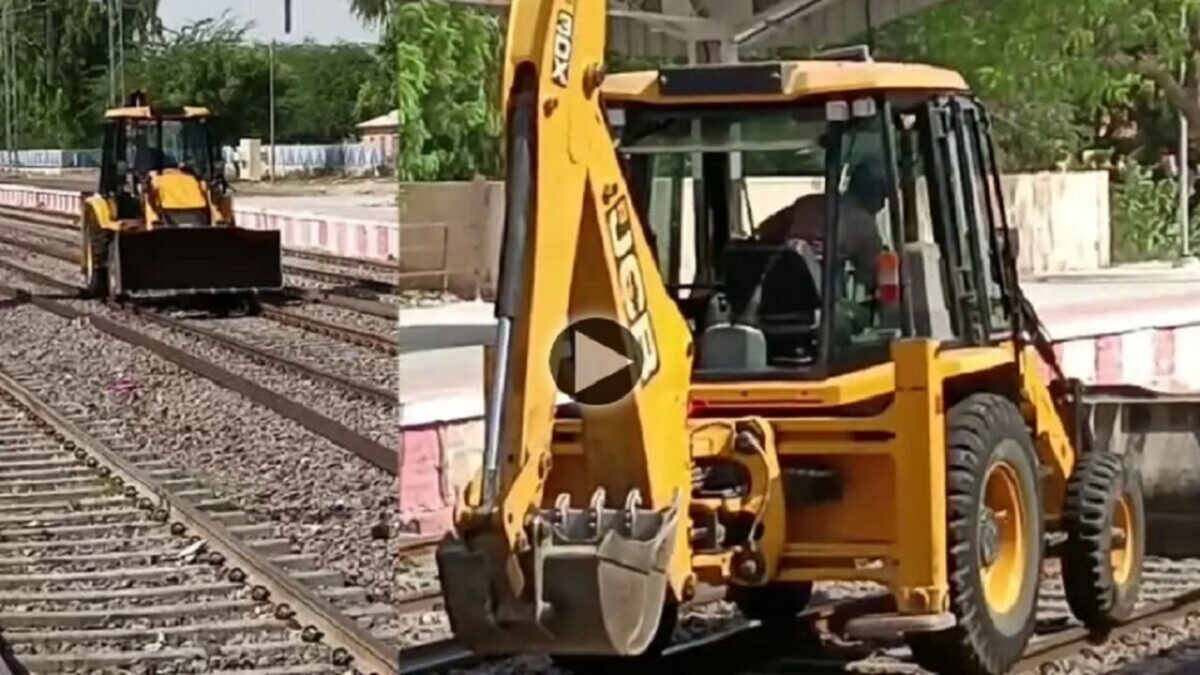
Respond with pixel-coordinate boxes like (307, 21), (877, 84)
(397, 221), (452, 292)
(0, 143), (393, 176)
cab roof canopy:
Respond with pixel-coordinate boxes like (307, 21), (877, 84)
(103, 105), (213, 121)
(600, 60), (968, 105)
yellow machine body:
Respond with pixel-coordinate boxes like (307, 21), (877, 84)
(435, 3), (1146, 674)
(81, 99), (281, 299)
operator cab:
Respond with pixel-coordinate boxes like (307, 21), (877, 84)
(603, 54), (1019, 381)
(98, 91), (227, 225)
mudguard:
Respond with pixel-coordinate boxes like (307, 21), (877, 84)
(110, 228), (283, 297)
(436, 489), (680, 657)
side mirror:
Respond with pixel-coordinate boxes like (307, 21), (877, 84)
(1005, 226), (1020, 261)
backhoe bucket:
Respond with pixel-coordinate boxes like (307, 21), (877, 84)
(436, 490), (681, 657)
(111, 228), (283, 297)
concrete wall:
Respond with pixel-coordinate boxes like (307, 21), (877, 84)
(0, 182), (403, 266)
(396, 170), (1112, 298)
(397, 179), (505, 299)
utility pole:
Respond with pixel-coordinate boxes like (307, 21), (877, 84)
(10, 0), (17, 161)
(269, 39), (275, 183)
(106, 0), (116, 105)
(1178, 2), (1195, 264)
(269, 0), (292, 183)
(119, 0), (125, 97)
(2, 0), (11, 168)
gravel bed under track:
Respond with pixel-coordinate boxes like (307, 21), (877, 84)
(0, 213), (456, 317)
(0, 304), (427, 617)
(61, 299), (398, 448)
(275, 301), (399, 341)
(177, 314), (398, 393)
(0, 390), (342, 674)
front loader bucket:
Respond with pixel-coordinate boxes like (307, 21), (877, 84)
(111, 228), (283, 297)
(436, 490), (681, 657)
(1084, 389), (1200, 557)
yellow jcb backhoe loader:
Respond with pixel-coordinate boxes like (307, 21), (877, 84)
(435, 2), (1147, 674)
(81, 92), (283, 300)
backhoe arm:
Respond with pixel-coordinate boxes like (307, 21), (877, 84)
(436, 0), (696, 658)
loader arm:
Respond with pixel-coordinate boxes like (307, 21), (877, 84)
(437, 0), (696, 657)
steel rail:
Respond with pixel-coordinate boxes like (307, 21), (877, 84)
(261, 305), (397, 356)
(0, 258), (396, 405)
(656, 586), (1200, 675)
(0, 201), (408, 297)
(0, 364), (400, 674)
(398, 639), (478, 674)
(0, 203), (396, 274)
(0, 283), (396, 474)
(1015, 587), (1200, 671)
(0, 227), (400, 348)
(282, 259), (398, 293)
(129, 306), (397, 405)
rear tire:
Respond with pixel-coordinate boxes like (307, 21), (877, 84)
(106, 241), (123, 301)
(906, 393), (1042, 675)
(1061, 451), (1144, 629)
(82, 224), (112, 299)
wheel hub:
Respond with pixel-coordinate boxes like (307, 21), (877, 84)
(979, 507), (1000, 568)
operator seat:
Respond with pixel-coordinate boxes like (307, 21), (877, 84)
(698, 239), (823, 370)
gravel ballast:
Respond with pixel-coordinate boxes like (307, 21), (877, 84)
(0, 303), (414, 605)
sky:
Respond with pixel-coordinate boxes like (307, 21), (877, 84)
(157, 0), (381, 44)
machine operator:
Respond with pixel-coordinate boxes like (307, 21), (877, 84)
(755, 161), (888, 296)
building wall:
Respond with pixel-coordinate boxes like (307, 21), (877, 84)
(397, 170), (1112, 299)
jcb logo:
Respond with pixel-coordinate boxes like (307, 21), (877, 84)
(607, 196), (660, 385)
(551, 10), (574, 88)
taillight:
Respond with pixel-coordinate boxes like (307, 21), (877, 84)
(876, 251), (900, 305)
(687, 395), (707, 417)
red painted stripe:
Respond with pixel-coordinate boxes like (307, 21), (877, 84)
(376, 226), (389, 259)
(395, 428), (453, 535)
(1095, 335), (1122, 384)
(1154, 328), (1176, 377)
(356, 225), (369, 257)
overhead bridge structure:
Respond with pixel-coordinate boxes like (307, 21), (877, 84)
(452, 0), (949, 60)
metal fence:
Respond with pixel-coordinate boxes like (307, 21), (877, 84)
(0, 143), (390, 175)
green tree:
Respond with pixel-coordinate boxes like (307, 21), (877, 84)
(126, 16), (272, 143)
(277, 42), (376, 143)
(3, 0), (158, 148)
(358, 0), (502, 180)
(348, 0), (392, 23)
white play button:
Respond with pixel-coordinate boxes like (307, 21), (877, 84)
(548, 318), (644, 406)
(574, 330), (634, 392)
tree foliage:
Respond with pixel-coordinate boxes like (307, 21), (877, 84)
(362, 1), (502, 180)
(874, 0), (1200, 171)
(127, 16), (272, 143)
(348, 0), (393, 23)
(276, 43), (376, 143)
(3, 0), (158, 147)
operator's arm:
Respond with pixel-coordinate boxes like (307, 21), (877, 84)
(839, 204), (884, 293)
(756, 194), (825, 244)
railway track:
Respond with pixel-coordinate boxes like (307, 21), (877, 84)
(0, 203), (403, 308)
(0, 203), (401, 322)
(0, 363), (402, 674)
(0, 215), (398, 356)
(0, 299), (477, 672)
(0, 273), (396, 478)
(0, 258), (478, 672)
